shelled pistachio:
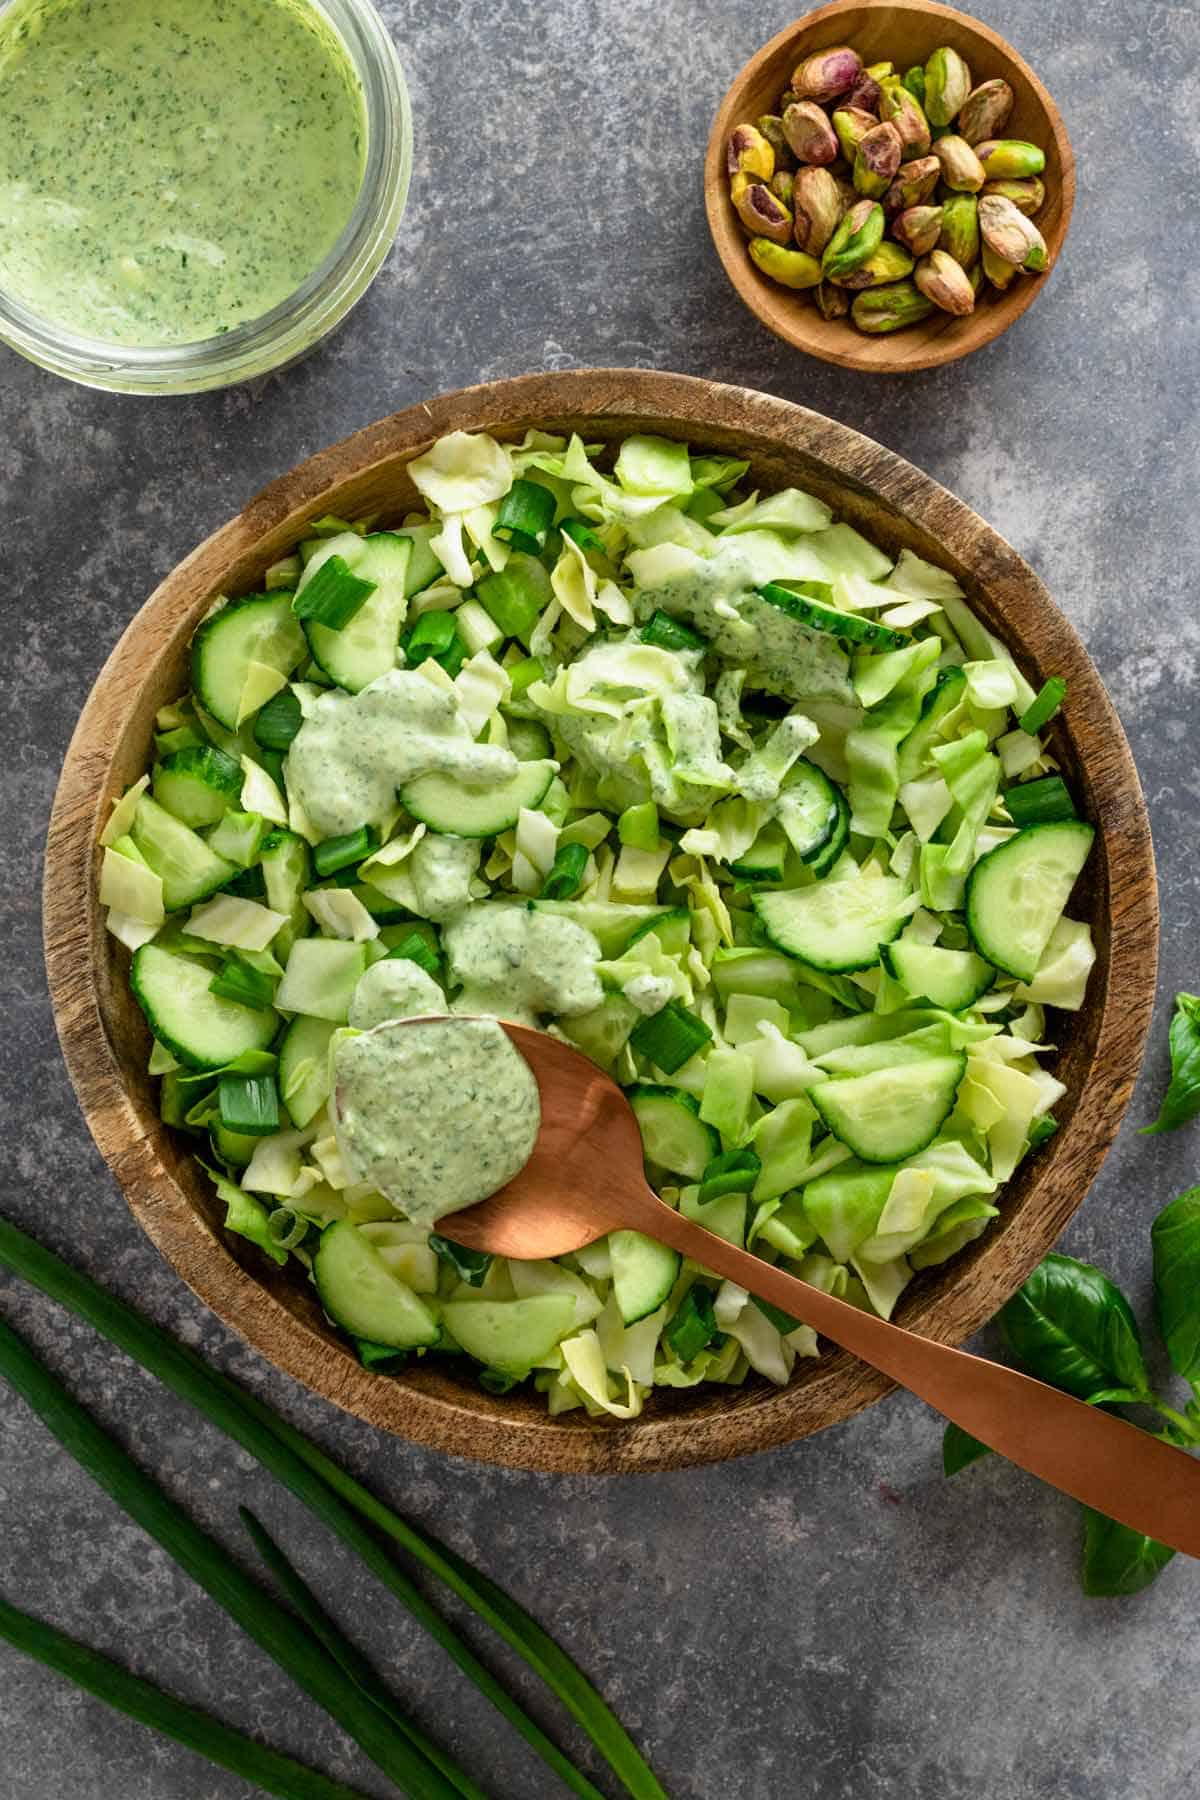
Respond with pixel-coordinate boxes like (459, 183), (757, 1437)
(924, 46), (971, 126)
(748, 239), (823, 288)
(914, 247), (976, 314)
(831, 105), (878, 162)
(981, 175), (1045, 214)
(957, 77), (1014, 145)
(814, 280), (851, 319)
(732, 177), (792, 244)
(851, 280), (935, 332)
(782, 100), (840, 165)
(974, 138), (1046, 180)
(756, 115), (796, 171)
(938, 192), (980, 269)
(829, 239), (914, 290)
(933, 134), (986, 192)
(790, 44), (862, 104)
(878, 77), (931, 158)
(883, 154), (940, 214)
(979, 193), (1048, 269)
(892, 203), (944, 257)
(821, 198), (884, 279)
(727, 124), (775, 179)
(982, 241), (1018, 290)
(791, 166), (845, 256)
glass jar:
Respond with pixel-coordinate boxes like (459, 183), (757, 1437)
(0, 0), (412, 394)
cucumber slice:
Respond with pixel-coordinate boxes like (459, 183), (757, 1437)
(533, 901), (671, 957)
(314, 1221), (440, 1349)
(897, 666), (967, 781)
(965, 821), (1095, 983)
(302, 533), (411, 694)
(624, 906), (690, 956)
(560, 994), (640, 1068)
(757, 583), (908, 651)
(729, 822), (789, 882)
(776, 762), (843, 864)
(278, 1014), (337, 1128)
(152, 745), (242, 828)
(131, 944), (279, 1070)
(811, 1053), (966, 1163)
(753, 874), (910, 972)
(807, 786), (851, 878)
(131, 794), (235, 911)
(191, 594), (306, 731)
(881, 940), (994, 1010)
(402, 759), (555, 837)
(610, 1230), (681, 1324)
(628, 1083), (719, 1180)
(394, 522), (444, 597)
(440, 1295), (576, 1374)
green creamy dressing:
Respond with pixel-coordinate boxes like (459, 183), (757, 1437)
(0, 0), (366, 345)
(445, 906), (604, 1023)
(634, 539), (854, 703)
(286, 672), (518, 839)
(334, 1019), (541, 1228)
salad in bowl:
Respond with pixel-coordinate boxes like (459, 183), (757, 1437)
(98, 423), (1095, 1421)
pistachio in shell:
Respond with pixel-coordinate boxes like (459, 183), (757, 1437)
(956, 77), (1014, 145)
(791, 165), (845, 257)
(790, 44), (863, 105)
(821, 197), (884, 279)
(878, 78), (931, 159)
(748, 238), (824, 290)
(727, 123), (775, 181)
(831, 105), (878, 163)
(924, 46), (972, 126)
(933, 134), (986, 192)
(845, 72), (882, 114)
(902, 65), (926, 105)
(981, 175), (1045, 215)
(938, 192), (980, 269)
(851, 279), (935, 333)
(974, 138), (1047, 180)
(979, 193), (1048, 270)
(732, 180), (793, 245)
(829, 239), (914, 290)
(782, 99), (840, 166)
(814, 280), (851, 320)
(852, 120), (903, 198)
(757, 114), (797, 172)
(883, 154), (941, 214)
(981, 241), (1018, 290)
(892, 203), (944, 257)
(914, 247), (976, 315)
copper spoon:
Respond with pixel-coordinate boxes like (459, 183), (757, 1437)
(432, 1018), (1200, 1556)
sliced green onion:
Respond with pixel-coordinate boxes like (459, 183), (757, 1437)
(507, 654), (544, 697)
(240, 1510), (484, 1800)
(476, 554), (553, 642)
(493, 480), (556, 554)
(630, 1001), (713, 1074)
(253, 689), (303, 751)
(218, 1073), (279, 1137)
(1028, 1114), (1059, 1148)
(540, 841), (589, 901)
(221, 864), (268, 901)
(1019, 677), (1067, 735)
(0, 1315), (460, 1800)
(0, 1594), (373, 1800)
(698, 1147), (762, 1204)
(0, 1220), (662, 1800)
(355, 1338), (408, 1370)
(618, 802), (660, 851)
(209, 957), (276, 1011)
(404, 609), (466, 677)
(560, 517), (605, 554)
(387, 931), (441, 977)
(640, 610), (708, 654)
(313, 826), (376, 879)
(429, 1234), (492, 1287)
(1005, 775), (1077, 828)
(292, 556), (377, 631)
(267, 1207), (310, 1250)
(664, 1286), (719, 1362)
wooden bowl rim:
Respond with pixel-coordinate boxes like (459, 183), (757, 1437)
(44, 367), (1155, 1475)
(703, 0), (1077, 373)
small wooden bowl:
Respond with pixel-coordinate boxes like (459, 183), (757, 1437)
(704, 0), (1075, 371)
(44, 369), (1154, 1474)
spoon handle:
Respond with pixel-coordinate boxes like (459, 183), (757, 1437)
(634, 1192), (1200, 1557)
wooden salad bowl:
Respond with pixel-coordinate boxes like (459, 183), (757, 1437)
(704, 0), (1076, 372)
(43, 369), (1155, 1474)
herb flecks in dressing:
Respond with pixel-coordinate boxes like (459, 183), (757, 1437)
(334, 1018), (540, 1227)
(0, 0), (366, 346)
(286, 671), (518, 839)
(445, 905), (604, 1022)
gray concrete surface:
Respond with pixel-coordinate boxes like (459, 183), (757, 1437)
(2, 0), (1198, 1795)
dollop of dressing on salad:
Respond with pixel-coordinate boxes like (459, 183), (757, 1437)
(333, 1018), (540, 1227)
(0, 0), (366, 346)
(347, 960), (445, 1031)
(445, 906), (604, 1021)
(286, 672), (518, 839)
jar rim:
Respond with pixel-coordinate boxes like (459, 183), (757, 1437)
(0, 0), (412, 394)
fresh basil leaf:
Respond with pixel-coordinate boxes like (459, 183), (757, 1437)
(942, 1422), (992, 1476)
(1151, 1186), (1200, 1392)
(1080, 1507), (1176, 1596)
(1141, 992), (1200, 1134)
(999, 1253), (1150, 1401)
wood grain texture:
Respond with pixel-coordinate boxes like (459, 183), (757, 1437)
(704, 0), (1076, 372)
(43, 368), (1155, 1474)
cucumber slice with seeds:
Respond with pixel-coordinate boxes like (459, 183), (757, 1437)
(610, 1231), (680, 1324)
(131, 793), (235, 911)
(775, 762), (844, 865)
(628, 1084), (719, 1180)
(757, 583), (909, 651)
(191, 593), (306, 731)
(131, 944), (279, 1070)
(401, 758), (555, 836)
(301, 533), (411, 694)
(151, 745), (242, 829)
(440, 1296), (577, 1374)
(314, 1222), (440, 1349)
(811, 1053), (966, 1163)
(965, 821), (1095, 983)
(881, 940), (994, 1010)
(753, 874), (910, 972)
